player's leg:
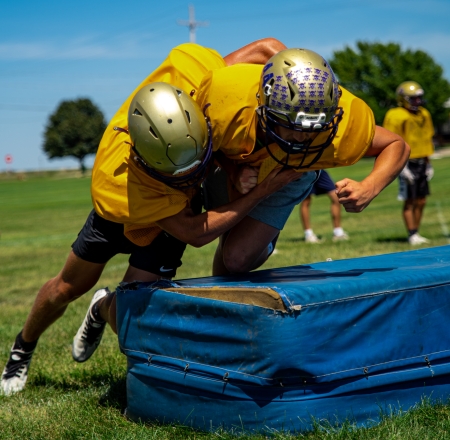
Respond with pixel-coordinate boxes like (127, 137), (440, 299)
(73, 228), (189, 361)
(328, 190), (341, 229)
(300, 195), (312, 230)
(213, 217), (280, 275)
(328, 190), (349, 241)
(413, 197), (427, 230)
(22, 252), (105, 343)
(405, 160), (429, 245)
(1, 209), (109, 395)
(301, 195), (322, 243)
(413, 160), (430, 241)
(213, 171), (318, 275)
(403, 198), (416, 231)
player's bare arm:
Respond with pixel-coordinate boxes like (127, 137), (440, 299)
(223, 38), (287, 66)
(335, 126), (410, 213)
(156, 167), (301, 247)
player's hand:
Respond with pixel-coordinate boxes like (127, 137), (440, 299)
(400, 165), (415, 184)
(235, 166), (258, 194)
(254, 168), (303, 198)
(335, 178), (376, 213)
(426, 163), (434, 181)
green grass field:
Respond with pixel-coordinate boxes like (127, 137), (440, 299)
(2, 158), (450, 439)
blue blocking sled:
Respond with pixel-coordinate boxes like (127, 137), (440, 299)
(117, 246), (450, 432)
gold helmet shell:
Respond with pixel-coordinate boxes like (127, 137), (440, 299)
(258, 48), (340, 126)
(128, 82), (212, 186)
(396, 81), (424, 111)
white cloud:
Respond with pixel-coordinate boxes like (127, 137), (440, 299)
(0, 34), (158, 60)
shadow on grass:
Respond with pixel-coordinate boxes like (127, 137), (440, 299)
(98, 377), (127, 412)
(375, 236), (408, 244)
(31, 371), (126, 396)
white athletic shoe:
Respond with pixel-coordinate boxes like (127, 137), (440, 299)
(408, 233), (430, 246)
(305, 233), (322, 243)
(1, 346), (34, 396)
(332, 232), (350, 242)
(72, 288), (109, 363)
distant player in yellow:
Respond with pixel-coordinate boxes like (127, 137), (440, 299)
(383, 81), (435, 245)
(196, 48), (411, 275)
(1, 39), (300, 396)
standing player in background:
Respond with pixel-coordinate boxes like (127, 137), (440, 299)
(300, 170), (349, 243)
(383, 81), (435, 245)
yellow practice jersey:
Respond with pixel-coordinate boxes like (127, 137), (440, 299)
(91, 43), (226, 246)
(382, 106), (434, 159)
(196, 64), (375, 182)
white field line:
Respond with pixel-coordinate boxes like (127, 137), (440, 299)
(435, 201), (450, 243)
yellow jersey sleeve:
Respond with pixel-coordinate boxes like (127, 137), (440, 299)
(91, 43), (223, 246)
(383, 107), (434, 158)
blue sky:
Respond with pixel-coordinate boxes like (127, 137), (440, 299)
(1, 0), (450, 171)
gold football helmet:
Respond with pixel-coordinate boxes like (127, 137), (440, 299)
(128, 82), (212, 188)
(257, 48), (343, 168)
(396, 81), (424, 111)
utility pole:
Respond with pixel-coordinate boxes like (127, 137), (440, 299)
(177, 4), (208, 43)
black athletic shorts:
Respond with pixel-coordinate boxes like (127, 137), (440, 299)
(398, 158), (430, 201)
(72, 209), (187, 278)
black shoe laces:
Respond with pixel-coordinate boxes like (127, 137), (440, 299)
(2, 349), (33, 380)
(81, 313), (106, 345)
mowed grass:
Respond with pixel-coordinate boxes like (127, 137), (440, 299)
(1, 157), (450, 439)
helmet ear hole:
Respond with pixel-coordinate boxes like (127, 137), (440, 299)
(185, 110), (191, 123)
(288, 82), (296, 101)
(149, 126), (158, 139)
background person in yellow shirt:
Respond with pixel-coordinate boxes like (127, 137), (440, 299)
(383, 81), (435, 246)
(197, 48), (410, 275)
(1, 39), (298, 396)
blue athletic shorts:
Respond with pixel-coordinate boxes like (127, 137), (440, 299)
(203, 168), (320, 230)
(309, 169), (335, 196)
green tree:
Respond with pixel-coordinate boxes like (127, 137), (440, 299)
(43, 98), (106, 174)
(329, 42), (450, 128)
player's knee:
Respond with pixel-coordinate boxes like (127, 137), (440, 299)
(222, 250), (254, 274)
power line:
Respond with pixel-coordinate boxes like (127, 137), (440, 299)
(177, 4), (208, 43)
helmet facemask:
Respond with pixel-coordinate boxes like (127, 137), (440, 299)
(256, 49), (343, 169)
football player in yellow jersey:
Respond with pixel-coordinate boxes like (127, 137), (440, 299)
(196, 48), (410, 275)
(1, 39), (302, 396)
(383, 81), (435, 246)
